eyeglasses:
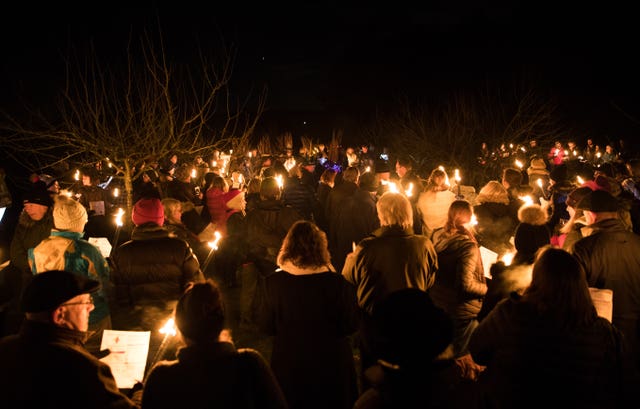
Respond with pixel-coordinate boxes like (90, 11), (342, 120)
(61, 296), (94, 307)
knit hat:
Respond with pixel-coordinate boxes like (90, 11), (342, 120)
(132, 197), (165, 226)
(53, 196), (88, 232)
(529, 158), (547, 170)
(23, 183), (54, 207)
(576, 190), (619, 213)
(565, 186), (593, 208)
(514, 223), (550, 258)
(225, 189), (245, 211)
(21, 270), (101, 313)
(582, 175), (611, 192)
(549, 164), (568, 182)
(359, 172), (378, 193)
(375, 160), (391, 174)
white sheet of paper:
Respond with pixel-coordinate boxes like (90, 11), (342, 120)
(589, 288), (613, 322)
(479, 246), (498, 279)
(87, 237), (112, 259)
(99, 329), (150, 389)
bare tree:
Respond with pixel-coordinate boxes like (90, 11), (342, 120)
(1, 28), (265, 220)
(362, 84), (567, 187)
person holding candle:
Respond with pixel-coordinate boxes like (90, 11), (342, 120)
(429, 200), (487, 359)
(416, 167), (457, 239)
(469, 247), (640, 408)
(142, 279), (287, 409)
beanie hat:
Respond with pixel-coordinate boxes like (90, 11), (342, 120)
(23, 183), (54, 207)
(53, 196), (88, 232)
(375, 160), (391, 174)
(132, 197), (165, 226)
(359, 172), (378, 193)
(577, 190), (619, 213)
(22, 270), (100, 313)
(582, 175), (611, 192)
(225, 189), (245, 211)
(514, 223), (550, 258)
(529, 158), (547, 170)
(566, 186), (593, 208)
(549, 164), (568, 182)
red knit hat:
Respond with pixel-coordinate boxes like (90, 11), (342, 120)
(132, 197), (165, 226)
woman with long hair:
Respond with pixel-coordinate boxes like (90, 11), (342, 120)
(416, 167), (456, 238)
(257, 220), (359, 409)
(429, 200), (487, 359)
(469, 247), (639, 408)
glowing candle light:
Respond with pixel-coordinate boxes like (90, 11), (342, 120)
(596, 152), (602, 159)
(74, 169), (80, 181)
(388, 182), (398, 193)
(454, 169), (462, 197)
(275, 174), (283, 189)
(159, 318), (176, 336)
(438, 166), (451, 187)
(201, 231), (222, 272)
(405, 182), (414, 197)
(577, 175), (585, 185)
(114, 208), (124, 227)
(365, 166), (371, 173)
(191, 168), (197, 179)
(502, 251), (515, 266)
(113, 188), (119, 197)
(514, 159), (523, 169)
(518, 195), (533, 206)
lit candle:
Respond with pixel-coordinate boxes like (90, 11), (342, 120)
(405, 182), (414, 197)
(275, 174), (283, 189)
(502, 251), (515, 266)
(191, 168), (197, 179)
(74, 169), (80, 181)
(201, 231), (222, 272)
(388, 182), (398, 193)
(514, 159), (523, 169)
(577, 175), (585, 185)
(454, 169), (461, 197)
(113, 188), (119, 197)
(518, 195), (533, 206)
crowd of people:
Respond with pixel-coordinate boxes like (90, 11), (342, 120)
(1, 135), (640, 408)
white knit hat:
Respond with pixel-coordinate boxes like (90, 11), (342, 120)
(53, 195), (88, 232)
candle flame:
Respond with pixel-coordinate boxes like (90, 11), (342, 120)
(275, 174), (283, 189)
(208, 231), (222, 251)
(365, 166), (371, 173)
(388, 182), (399, 193)
(191, 168), (197, 179)
(515, 159), (523, 169)
(502, 252), (515, 266)
(596, 152), (601, 158)
(518, 195), (533, 206)
(113, 188), (119, 197)
(159, 318), (176, 336)
(74, 169), (80, 181)
(405, 182), (414, 197)
(537, 178), (543, 189)
(454, 169), (461, 182)
(114, 208), (124, 227)
(577, 175), (585, 185)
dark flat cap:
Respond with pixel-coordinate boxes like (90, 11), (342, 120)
(21, 270), (101, 313)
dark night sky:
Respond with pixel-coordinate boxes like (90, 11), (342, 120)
(2, 3), (640, 143)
